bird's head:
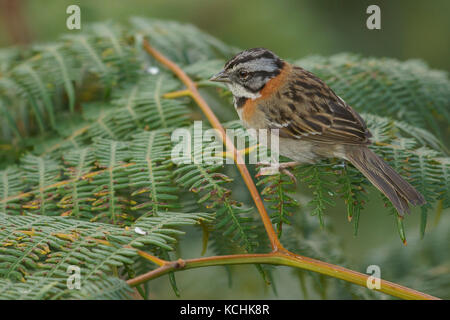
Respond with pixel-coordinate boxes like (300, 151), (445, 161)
(210, 48), (284, 99)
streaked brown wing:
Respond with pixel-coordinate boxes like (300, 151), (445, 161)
(263, 66), (371, 145)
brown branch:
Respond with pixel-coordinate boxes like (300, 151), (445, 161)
(127, 253), (439, 300)
(143, 40), (283, 252)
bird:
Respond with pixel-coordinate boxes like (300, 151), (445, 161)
(210, 47), (426, 215)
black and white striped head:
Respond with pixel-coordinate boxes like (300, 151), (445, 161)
(210, 48), (284, 99)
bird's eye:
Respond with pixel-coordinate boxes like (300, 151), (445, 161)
(238, 70), (249, 80)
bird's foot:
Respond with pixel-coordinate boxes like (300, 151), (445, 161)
(256, 161), (299, 183)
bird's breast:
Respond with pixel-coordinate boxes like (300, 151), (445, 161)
(236, 98), (268, 130)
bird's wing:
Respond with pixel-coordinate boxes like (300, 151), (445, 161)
(263, 66), (372, 145)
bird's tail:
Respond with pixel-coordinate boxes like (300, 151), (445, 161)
(346, 146), (426, 215)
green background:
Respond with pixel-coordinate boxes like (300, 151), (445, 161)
(0, 0), (448, 299)
(1, 0), (449, 71)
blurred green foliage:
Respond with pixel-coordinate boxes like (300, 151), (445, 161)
(1, 0), (449, 71)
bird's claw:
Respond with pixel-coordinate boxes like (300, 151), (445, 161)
(256, 161), (299, 183)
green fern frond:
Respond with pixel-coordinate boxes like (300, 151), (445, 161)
(0, 167), (24, 215)
(0, 48), (21, 73)
(21, 155), (61, 216)
(408, 147), (442, 237)
(12, 63), (56, 131)
(34, 44), (78, 113)
(172, 125), (258, 252)
(130, 18), (237, 66)
(334, 163), (368, 235)
(183, 59), (227, 87)
(257, 172), (298, 238)
(0, 211), (211, 298)
(63, 34), (117, 92)
(110, 75), (189, 132)
(82, 103), (121, 140)
(57, 147), (96, 219)
(0, 98), (21, 139)
(34, 73), (190, 156)
(0, 276), (133, 300)
(364, 115), (448, 237)
(40, 115), (90, 154)
(128, 130), (179, 216)
(175, 162), (258, 252)
(90, 21), (140, 81)
(297, 163), (337, 228)
(436, 158), (450, 210)
(89, 138), (131, 224)
(67, 277), (133, 300)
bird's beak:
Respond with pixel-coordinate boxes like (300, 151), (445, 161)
(209, 70), (230, 83)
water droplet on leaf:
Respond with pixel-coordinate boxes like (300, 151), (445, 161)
(147, 67), (159, 75)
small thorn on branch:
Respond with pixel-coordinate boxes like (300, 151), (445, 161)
(174, 258), (186, 269)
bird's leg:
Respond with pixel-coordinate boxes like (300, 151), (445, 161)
(278, 161), (300, 170)
(256, 157), (299, 183)
(256, 154), (281, 176)
(278, 162), (299, 183)
(256, 160), (279, 177)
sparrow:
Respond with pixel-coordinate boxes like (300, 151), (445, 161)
(210, 48), (426, 215)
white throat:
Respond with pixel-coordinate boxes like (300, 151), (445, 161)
(227, 83), (261, 100)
